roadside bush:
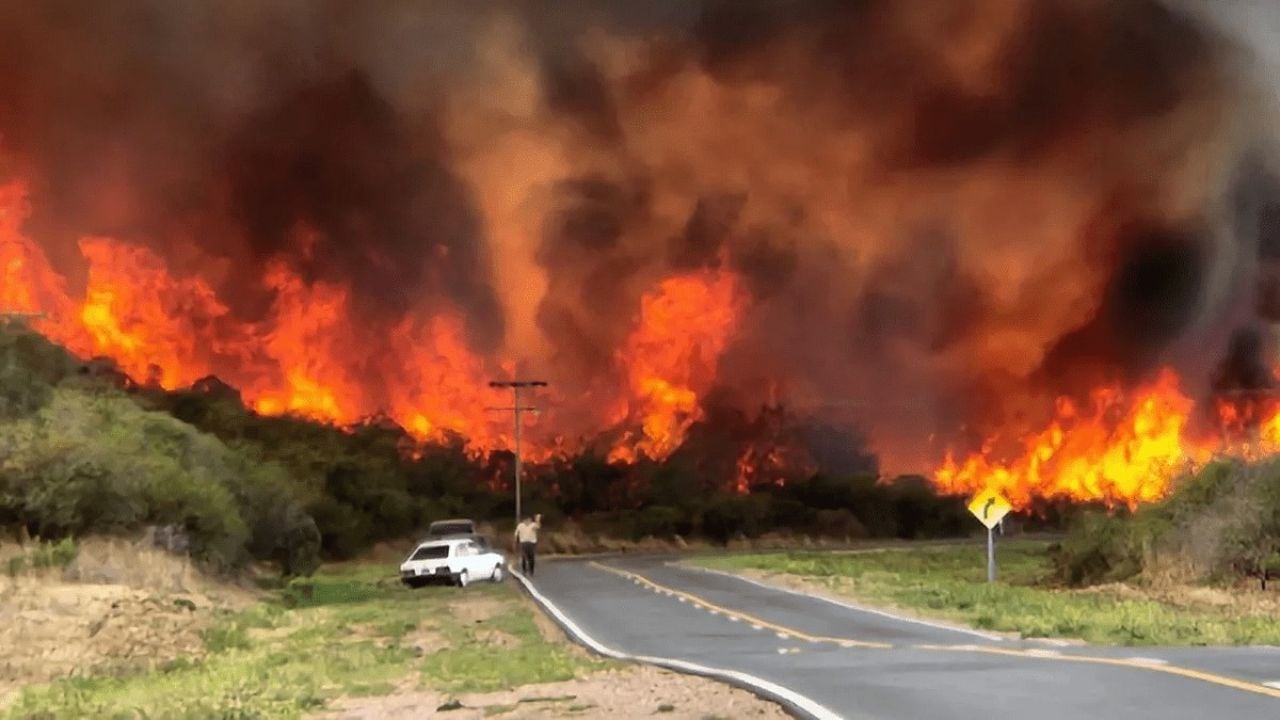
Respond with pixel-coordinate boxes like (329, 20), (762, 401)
(307, 495), (371, 560)
(1056, 458), (1280, 586)
(813, 508), (867, 539)
(631, 505), (683, 539)
(5, 537), (78, 577)
(1053, 511), (1145, 586)
(771, 474), (968, 541)
(767, 497), (815, 531)
(887, 475), (969, 539)
(0, 386), (325, 574)
(702, 493), (771, 542)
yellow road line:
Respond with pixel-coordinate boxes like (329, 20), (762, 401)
(589, 561), (891, 649)
(591, 561), (1280, 701)
(915, 644), (1280, 701)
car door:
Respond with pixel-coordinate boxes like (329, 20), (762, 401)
(457, 541), (482, 576)
(474, 537), (498, 569)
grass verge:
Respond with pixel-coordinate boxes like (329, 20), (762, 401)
(5, 563), (611, 719)
(692, 540), (1280, 646)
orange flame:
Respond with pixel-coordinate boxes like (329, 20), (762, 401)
(1, 180), (513, 449)
(608, 270), (741, 462)
(2, 179), (750, 464)
(931, 369), (1280, 508)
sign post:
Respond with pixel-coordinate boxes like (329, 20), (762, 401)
(967, 489), (1012, 583)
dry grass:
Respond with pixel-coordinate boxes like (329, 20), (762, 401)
(0, 537), (255, 704)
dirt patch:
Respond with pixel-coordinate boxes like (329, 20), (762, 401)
(448, 596), (506, 625)
(0, 538), (253, 704)
(404, 621), (450, 657)
(317, 665), (789, 720)
(248, 625), (296, 644)
(474, 628), (519, 648)
(1, 580), (211, 699)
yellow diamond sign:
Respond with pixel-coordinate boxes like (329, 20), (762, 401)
(967, 489), (1012, 530)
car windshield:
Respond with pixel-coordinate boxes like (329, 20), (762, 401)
(428, 522), (473, 536)
(408, 544), (450, 561)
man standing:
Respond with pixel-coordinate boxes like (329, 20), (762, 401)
(514, 513), (541, 577)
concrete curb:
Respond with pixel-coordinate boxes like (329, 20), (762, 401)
(509, 564), (845, 720)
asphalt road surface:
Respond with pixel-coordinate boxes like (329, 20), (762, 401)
(514, 556), (1280, 720)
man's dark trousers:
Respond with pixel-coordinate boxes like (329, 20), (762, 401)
(521, 541), (537, 576)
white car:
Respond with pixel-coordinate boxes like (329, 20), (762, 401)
(399, 537), (506, 588)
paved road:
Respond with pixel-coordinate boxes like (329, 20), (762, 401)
(515, 556), (1280, 720)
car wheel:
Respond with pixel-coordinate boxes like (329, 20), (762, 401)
(491, 565), (504, 583)
(457, 570), (469, 588)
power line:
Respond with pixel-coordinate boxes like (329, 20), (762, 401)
(487, 380), (548, 527)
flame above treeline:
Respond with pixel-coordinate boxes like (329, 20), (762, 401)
(1, 179), (737, 463)
(3, 0), (1280, 507)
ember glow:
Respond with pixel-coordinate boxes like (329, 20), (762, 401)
(3, 1), (1280, 505)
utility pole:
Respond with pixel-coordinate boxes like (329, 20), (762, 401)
(487, 380), (547, 528)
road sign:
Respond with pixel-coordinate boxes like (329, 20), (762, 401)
(967, 489), (1012, 530)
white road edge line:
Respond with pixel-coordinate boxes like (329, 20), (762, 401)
(1125, 657), (1170, 666)
(511, 567), (844, 720)
(1264, 681), (1280, 690)
(679, 563), (1004, 642)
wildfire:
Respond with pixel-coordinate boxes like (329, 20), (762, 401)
(608, 270), (742, 463)
(933, 369), (1280, 508)
(10, 163), (1280, 507)
(0, 179), (749, 463)
(1, 181), (77, 332)
(0, 180), (513, 448)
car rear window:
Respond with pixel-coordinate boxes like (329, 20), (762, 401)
(409, 545), (450, 561)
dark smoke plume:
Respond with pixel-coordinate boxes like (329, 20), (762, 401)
(0, 0), (1276, 470)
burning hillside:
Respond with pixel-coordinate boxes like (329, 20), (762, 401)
(3, 1), (1280, 506)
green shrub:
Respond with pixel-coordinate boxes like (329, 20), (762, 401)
(4, 537), (78, 577)
(1053, 511), (1145, 586)
(702, 494), (770, 543)
(631, 505), (683, 539)
(0, 387), (318, 573)
(1057, 458), (1280, 586)
(201, 621), (250, 653)
(813, 509), (867, 539)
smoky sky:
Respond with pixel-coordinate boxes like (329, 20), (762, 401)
(0, 0), (1276, 464)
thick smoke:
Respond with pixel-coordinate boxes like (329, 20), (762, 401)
(0, 0), (1274, 470)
